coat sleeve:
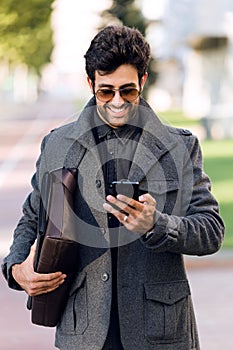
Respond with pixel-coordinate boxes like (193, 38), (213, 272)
(1, 135), (49, 290)
(141, 134), (225, 255)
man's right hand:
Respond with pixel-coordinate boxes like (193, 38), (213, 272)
(12, 245), (66, 296)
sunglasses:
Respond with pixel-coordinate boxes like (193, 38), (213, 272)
(95, 87), (141, 103)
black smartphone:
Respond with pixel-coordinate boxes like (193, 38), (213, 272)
(111, 180), (139, 200)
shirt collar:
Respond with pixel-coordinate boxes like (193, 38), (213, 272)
(93, 110), (141, 144)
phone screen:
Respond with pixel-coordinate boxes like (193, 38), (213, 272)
(112, 180), (139, 200)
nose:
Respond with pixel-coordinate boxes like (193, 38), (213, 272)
(111, 90), (124, 104)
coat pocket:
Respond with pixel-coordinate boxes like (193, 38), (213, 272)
(144, 280), (191, 342)
(58, 272), (88, 335)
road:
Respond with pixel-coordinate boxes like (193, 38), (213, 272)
(0, 97), (233, 349)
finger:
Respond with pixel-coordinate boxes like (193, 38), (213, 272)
(41, 280), (65, 294)
(29, 277), (66, 296)
(115, 194), (140, 207)
(39, 275), (66, 290)
(27, 244), (36, 265)
(110, 194), (144, 212)
(139, 193), (156, 206)
(35, 271), (65, 282)
(28, 273), (66, 294)
(103, 202), (122, 216)
(105, 195), (138, 216)
(30, 244), (36, 255)
(103, 201), (130, 224)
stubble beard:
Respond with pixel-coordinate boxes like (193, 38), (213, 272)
(97, 102), (138, 127)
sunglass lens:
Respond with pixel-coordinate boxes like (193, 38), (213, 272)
(121, 88), (139, 101)
(96, 88), (139, 102)
(96, 89), (114, 102)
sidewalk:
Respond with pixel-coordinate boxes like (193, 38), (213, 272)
(0, 260), (56, 350)
(0, 95), (80, 121)
(0, 97), (78, 350)
(1, 251), (233, 350)
(185, 262), (233, 350)
(185, 251), (233, 349)
(185, 248), (233, 269)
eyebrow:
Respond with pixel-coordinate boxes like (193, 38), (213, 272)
(97, 83), (137, 89)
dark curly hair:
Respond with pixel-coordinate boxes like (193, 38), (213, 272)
(84, 25), (151, 87)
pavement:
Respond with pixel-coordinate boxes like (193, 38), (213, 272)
(0, 97), (77, 350)
(1, 253), (233, 350)
(185, 255), (233, 350)
(0, 97), (233, 349)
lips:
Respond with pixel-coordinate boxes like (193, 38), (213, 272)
(109, 106), (125, 113)
(97, 102), (135, 127)
(107, 103), (129, 116)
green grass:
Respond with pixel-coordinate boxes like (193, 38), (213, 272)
(159, 110), (233, 248)
(201, 140), (233, 248)
(158, 109), (200, 127)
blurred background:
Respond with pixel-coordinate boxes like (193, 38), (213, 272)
(0, 0), (233, 349)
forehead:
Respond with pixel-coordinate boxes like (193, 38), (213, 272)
(94, 64), (139, 87)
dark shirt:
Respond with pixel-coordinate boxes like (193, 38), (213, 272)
(92, 112), (142, 349)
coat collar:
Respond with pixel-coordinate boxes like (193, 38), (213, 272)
(128, 101), (178, 182)
(64, 97), (178, 181)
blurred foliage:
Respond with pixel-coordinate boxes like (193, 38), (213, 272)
(0, 0), (54, 74)
(100, 0), (158, 99)
(189, 36), (228, 51)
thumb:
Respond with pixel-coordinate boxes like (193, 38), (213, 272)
(27, 244), (36, 266)
(139, 193), (156, 206)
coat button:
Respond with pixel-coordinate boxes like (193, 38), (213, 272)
(101, 272), (109, 282)
(96, 179), (101, 188)
(182, 129), (192, 135)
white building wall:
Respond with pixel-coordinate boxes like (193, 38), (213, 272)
(148, 0), (233, 119)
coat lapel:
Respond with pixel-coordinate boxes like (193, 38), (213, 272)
(63, 97), (178, 183)
(63, 101), (102, 170)
(128, 104), (178, 183)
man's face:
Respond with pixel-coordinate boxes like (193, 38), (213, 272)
(88, 64), (147, 128)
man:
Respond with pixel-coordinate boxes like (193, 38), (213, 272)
(2, 25), (224, 350)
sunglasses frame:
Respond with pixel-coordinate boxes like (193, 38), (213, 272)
(95, 87), (141, 103)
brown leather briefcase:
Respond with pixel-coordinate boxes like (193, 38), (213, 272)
(27, 168), (79, 327)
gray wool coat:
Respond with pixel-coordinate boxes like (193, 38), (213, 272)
(2, 98), (224, 350)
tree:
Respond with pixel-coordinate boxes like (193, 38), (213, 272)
(100, 0), (158, 98)
(0, 0), (54, 75)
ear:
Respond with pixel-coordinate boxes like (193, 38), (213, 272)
(140, 73), (148, 90)
(87, 77), (94, 93)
